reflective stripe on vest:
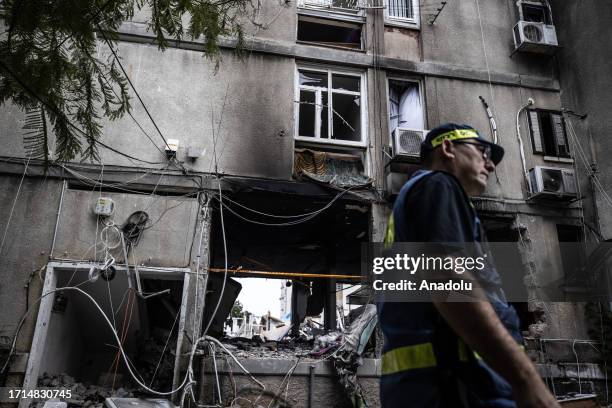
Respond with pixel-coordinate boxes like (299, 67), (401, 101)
(381, 342), (437, 375)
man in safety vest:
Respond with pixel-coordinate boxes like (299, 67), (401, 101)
(378, 123), (559, 407)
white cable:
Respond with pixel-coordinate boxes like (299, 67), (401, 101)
(204, 336), (265, 390)
(0, 152), (32, 256)
(149, 305), (182, 388)
(217, 189), (349, 219)
(54, 286), (191, 395)
(192, 195), (209, 343)
(202, 180), (229, 336)
(565, 117), (612, 208)
(572, 339), (582, 394)
(474, 0), (497, 143)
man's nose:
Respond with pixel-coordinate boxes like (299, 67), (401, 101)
(484, 159), (495, 172)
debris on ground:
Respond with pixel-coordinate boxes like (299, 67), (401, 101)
(37, 373), (135, 408)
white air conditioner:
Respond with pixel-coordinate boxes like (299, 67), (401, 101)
(392, 128), (427, 162)
(513, 21), (559, 54)
(529, 166), (577, 201)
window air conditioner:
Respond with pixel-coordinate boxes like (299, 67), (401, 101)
(513, 21), (559, 54)
(392, 128), (427, 162)
(528, 166), (577, 201)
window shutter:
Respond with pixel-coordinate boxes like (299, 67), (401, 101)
(551, 113), (568, 153)
(529, 110), (544, 154)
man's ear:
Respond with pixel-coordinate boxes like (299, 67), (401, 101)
(439, 139), (456, 161)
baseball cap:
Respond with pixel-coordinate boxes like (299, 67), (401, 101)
(420, 123), (504, 165)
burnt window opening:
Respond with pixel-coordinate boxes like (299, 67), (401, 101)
(528, 109), (571, 159)
(556, 224), (586, 287)
(520, 2), (551, 24)
(297, 16), (362, 50)
(209, 193), (370, 334)
(297, 67), (365, 146)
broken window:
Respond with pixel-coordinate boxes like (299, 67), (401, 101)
(388, 79), (424, 137)
(528, 109), (570, 159)
(297, 16), (362, 50)
(520, 1), (552, 24)
(296, 67), (365, 146)
(386, 0), (419, 23)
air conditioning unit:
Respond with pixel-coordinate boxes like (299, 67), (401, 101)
(513, 21), (559, 54)
(529, 166), (577, 201)
(392, 128), (427, 162)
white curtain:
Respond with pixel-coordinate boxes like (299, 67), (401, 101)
(389, 83), (423, 134)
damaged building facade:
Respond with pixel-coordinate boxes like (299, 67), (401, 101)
(1, 0), (612, 406)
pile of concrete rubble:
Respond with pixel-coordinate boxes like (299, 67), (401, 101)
(37, 373), (134, 408)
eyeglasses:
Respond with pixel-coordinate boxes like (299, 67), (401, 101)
(453, 141), (492, 162)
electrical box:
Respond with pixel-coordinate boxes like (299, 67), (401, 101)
(187, 146), (205, 161)
(94, 197), (115, 216)
(165, 139), (179, 158)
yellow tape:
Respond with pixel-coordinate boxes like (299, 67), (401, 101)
(382, 342), (437, 375)
(430, 129), (479, 148)
(384, 215), (395, 245)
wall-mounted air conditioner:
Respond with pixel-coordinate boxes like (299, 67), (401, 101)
(392, 128), (427, 162)
(529, 166), (577, 201)
(513, 21), (559, 54)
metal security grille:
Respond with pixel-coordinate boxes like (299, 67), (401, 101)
(388, 0), (414, 19)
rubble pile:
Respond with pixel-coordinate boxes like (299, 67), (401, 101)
(134, 327), (176, 390)
(38, 373), (134, 408)
(216, 337), (317, 360)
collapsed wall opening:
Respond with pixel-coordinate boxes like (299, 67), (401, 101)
(207, 190), (370, 337)
(27, 264), (188, 406)
(482, 216), (537, 331)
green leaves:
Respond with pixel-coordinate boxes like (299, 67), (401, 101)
(0, 0), (256, 165)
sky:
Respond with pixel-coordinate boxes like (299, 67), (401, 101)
(234, 278), (283, 317)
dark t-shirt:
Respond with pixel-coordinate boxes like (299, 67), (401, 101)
(394, 170), (477, 244)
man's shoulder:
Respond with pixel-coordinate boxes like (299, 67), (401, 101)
(407, 170), (464, 197)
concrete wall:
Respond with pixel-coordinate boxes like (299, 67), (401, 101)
(0, 177), (62, 364)
(199, 358), (381, 407)
(551, 0), (612, 239)
(53, 188), (199, 267)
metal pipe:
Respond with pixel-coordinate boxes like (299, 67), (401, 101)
(208, 268), (365, 280)
(516, 98), (535, 194)
(49, 180), (67, 259)
(308, 364), (316, 408)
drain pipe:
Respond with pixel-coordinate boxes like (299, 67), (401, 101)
(479, 95), (498, 144)
(516, 98), (535, 194)
(49, 180), (67, 259)
(308, 364), (316, 408)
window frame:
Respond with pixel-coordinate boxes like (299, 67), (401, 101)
(386, 76), (426, 144)
(384, 0), (420, 28)
(295, 64), (368, 148)
(527, 108), (571, 159)
(296, 0), (365, 20)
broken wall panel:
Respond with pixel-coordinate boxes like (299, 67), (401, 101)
(22, 263), (191, 407)
(197, 358), (381, 407)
